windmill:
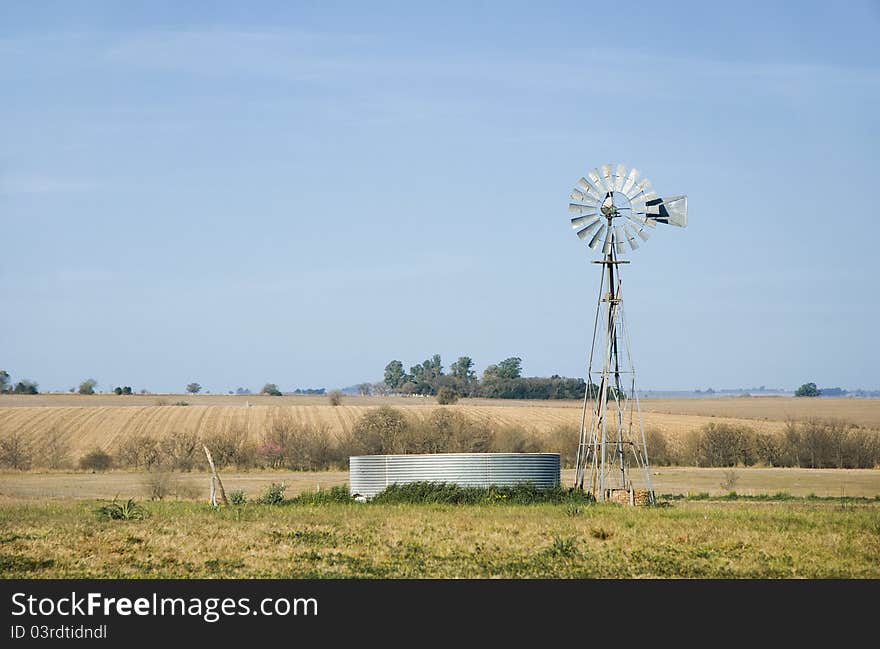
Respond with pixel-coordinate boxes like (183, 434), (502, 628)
(568, 163), (687, 504)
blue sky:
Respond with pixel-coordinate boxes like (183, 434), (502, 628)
(1, 1), (878, 393)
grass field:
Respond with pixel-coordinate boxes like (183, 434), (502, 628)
(1, 498), (877, 578)
(3, 394), (877, 463)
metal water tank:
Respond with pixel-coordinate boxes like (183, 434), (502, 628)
(349, 452), (561, 499)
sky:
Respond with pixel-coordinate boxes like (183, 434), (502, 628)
(1, 1), (879, 394)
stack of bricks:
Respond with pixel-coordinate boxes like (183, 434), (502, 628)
(633, 489), (652, 506)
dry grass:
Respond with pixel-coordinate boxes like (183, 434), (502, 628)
(0, 467), (877, 503)
(1, 499), (877, 578)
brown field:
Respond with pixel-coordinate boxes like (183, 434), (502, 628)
(1, 467), (878, 502)
(5, 394), (874, 462)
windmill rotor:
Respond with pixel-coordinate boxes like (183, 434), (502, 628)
(570, 162), (687, 252)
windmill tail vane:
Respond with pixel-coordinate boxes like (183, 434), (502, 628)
(568, 163), (687, 505)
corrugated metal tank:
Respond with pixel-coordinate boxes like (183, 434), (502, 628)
(349, 453), (561, 498)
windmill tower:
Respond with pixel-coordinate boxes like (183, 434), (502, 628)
(568, 164), (687, 504)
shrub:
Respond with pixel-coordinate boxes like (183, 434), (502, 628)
(261, 383), (282, 396)
(489, 425), (542, 454)
(13, 379), (39, 394)
(436, 387), (459, 405)
(369, 481), (592, 505)
(545, 424), (579, 468)
(95, 498), (147, 521)
(547, 534), (578, 557)
(202, 426), (256, 469)
(34, 426), (73, 470)
(261, 414), (333, 471)
(405, 409), (491, 454)
(720, 468), (740, 491)
(685, 422), (757, 467)
(351, 406), (411, 455)
(79, 448), (112, 471)
(258, 482), (287, 505)
(0, 431), (33, 470)
(158, 431), (200, 471)
(781, 419), (880, 468)
(289, 485), (352, 505)
(229, 490), (247, 506)
(143, 471), (177, 500)
(328, 390), (343, 406)
(643, 428), (673, 466)
(116, 434), (162, 469)
(78, 378), (97, 395)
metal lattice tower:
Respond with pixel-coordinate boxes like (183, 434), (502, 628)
(568, 164), (687, 503)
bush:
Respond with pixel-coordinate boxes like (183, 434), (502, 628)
(12, 379), (39, 394)
(489, 425), (542, 454)
(405, 409), (491, 454)
(781, 419), (880, 468)
(79, 448), (112, 471)
(351, 406), (411, 455)
(289, 485), (352, 505)
(684, 422), (757, 467)
(158, 431), (200, 471)
(795, 382), (820, 397)
(369, 481), (592, 505)
(229, 490), (247, 506)
(78, 378), (97, 395)
(328, 390), (343, 406)
(644, 428), (673, 466)
(436, 387), (459, 405)
(260, 414), (333, 471)
(545, 424), (579, 468)
(95, 498), (147, 521)
(116, 434), (162, 470)
(202, 426), (256, 469)
(143, 471), (176, 500)
(261, 383), (282, 396)
(0, 431), (33, 469)
(258, 482), (287, 505)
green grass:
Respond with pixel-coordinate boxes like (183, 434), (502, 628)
(0, 498), (877, 578)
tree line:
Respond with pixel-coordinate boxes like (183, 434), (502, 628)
(382, 355), (617, 400)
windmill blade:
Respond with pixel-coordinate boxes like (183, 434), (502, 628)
(601, 164), (614, 191)
(637, 227), (650, 242)
(576, 219), (603, 240)
(662, 195), (688, 227)
(588, 223), (607, 250)
(630, 212), (657, 228)
(588, 168), (608, 194)
(569, 203), (597, 215)
(570, 188), (598, 206)
(601, 226), (614, 254)
(628, 177), (652, 200)
(575, 178), (602, 200)
(571, 214), (599, 228)
(614, 163), (627, 192)
(614, 226), (627, 254)
(621, 167), (639, 195)
(623, 223), (640, 250)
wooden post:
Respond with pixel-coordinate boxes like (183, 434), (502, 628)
(203, 445), (229, 506)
